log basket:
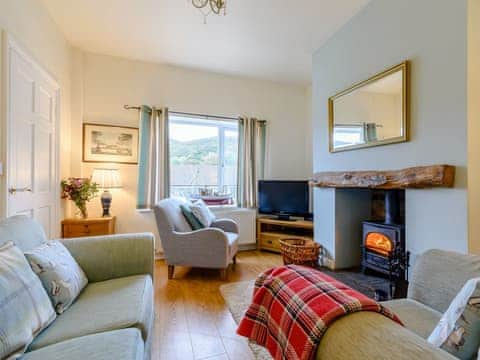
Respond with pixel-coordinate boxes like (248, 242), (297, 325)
(279, 238), (321, 268)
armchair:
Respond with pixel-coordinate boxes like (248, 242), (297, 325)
(154, 198), (239, 280)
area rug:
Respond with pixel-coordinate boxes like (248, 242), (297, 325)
(219, 268), (391, 359)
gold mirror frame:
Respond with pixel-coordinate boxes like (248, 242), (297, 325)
(328, 61), (410, 153)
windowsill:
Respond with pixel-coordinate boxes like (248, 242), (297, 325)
(136, 208), (153, 213)
(135, 205), (252, 214)
(209, 204), (239, 210)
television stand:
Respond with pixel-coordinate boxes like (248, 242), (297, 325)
(257, 217), (314, 253)
(275, 214), (296, 221)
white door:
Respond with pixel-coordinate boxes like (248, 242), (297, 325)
(6, 39), (59, 238)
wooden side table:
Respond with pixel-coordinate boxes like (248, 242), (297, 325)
(61, 216), (116, 238)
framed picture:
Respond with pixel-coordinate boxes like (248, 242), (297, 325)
(83, 123), (139, 164)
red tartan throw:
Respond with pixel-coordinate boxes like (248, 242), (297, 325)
(237, 265), (403, 360)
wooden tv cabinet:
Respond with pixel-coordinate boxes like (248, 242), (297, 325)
(257, 217), (314, 253)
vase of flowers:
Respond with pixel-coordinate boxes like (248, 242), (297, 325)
(61, 178), (99, 219)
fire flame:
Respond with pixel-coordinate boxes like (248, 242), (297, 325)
(365, 232), (393, 256)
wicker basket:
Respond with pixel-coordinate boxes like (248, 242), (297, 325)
(279, 238), (321, 268)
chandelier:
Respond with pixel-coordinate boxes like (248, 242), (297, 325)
(191, 0), (227, 23)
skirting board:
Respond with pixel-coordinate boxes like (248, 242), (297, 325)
(239, 244), (258, 251)
(154, 245), (259, 262)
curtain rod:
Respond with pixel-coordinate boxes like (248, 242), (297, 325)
(170, 110), (239, 122)
(124, 105), (141, 111)
(123, 106), (235, 121)
(335, 123), (383, 128)
(124, 106), (266, 123)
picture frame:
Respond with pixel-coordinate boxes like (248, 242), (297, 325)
(83, 123), (139, 164)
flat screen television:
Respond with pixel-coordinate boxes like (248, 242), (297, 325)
(258, 180), (311, 220)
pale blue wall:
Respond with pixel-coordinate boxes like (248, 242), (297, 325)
(312, 0), (468, 267)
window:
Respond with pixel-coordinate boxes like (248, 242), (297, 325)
(169, 113), (239, 205)
(333, 125), (364, 148)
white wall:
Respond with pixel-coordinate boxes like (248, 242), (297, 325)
(312, 0), (469, 267)
(0, 0), (72, 223)
(71, 51), (311, 249)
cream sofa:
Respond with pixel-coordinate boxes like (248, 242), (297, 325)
(317, 249), (480, 359)
(0, 216), (155, 360)
(222, 249), (480, 359)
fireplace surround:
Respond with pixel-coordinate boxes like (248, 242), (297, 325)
(311, 165), (455, 274)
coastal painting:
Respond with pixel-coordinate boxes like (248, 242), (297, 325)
(83, 123), (139, 164)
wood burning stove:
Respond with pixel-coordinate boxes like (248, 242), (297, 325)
(361, 190), (410, 297)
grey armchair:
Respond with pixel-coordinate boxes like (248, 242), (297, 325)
(154, 198), (239, 280)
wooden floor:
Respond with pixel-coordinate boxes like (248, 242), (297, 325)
(152, 250), (282, 360)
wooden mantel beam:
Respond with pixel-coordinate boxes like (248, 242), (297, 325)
(311, 165), (455, 189)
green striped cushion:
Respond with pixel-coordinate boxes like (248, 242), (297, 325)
(0, 241), (56, 359)
(180, 205), (205, 230)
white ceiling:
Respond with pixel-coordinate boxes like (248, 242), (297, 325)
(41, 0), (370, 85)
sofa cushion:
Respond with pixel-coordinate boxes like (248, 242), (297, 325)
(408, 249), (480, 313)
(428, 278), (480, 359)
(0, 215), (47, 252)
(383, 298), (442, 339)
(21, 329), (144, 360)
(29, 275), (153, 351)
(0, 242), (56, 359)
(25, 240), (88, 314)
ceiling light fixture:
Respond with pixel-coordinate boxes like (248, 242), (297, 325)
(191, 0), (227, 24)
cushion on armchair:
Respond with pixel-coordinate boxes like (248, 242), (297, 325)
(180, 204), (205, 230)
(190, 199), (216, 227)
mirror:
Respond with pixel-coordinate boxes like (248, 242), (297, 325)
(329, 61), (409, 152)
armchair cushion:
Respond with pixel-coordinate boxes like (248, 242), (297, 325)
(59, 233), (154, 283)
(30, 275), (153, 351)
(211, 219), (239, 234)
(190, 199), (216, 227)
(180, 204), (204, 230)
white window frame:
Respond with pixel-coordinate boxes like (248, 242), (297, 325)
(168, 113), (239, 197)
(333, 124), (365, 148)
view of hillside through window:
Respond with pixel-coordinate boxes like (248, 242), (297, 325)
(169, 114), (239, 205)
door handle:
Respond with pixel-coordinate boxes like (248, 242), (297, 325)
(9, 187), (32, 194)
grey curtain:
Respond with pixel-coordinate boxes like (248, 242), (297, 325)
(364, 122), (378, 142)
(137, 106), (170, 209)
(237, 117), (267, 208)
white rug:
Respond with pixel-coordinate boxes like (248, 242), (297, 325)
(219, 281), (272, 360)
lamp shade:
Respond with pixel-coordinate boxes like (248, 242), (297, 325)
(91, 168), (122, 189)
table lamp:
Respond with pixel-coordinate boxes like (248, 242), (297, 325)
(91, 168), (122, 217)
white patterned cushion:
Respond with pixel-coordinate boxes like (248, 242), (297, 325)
(0, 241), (56, 359)
(25, 241), (88, 314)
(428, 277), (480, 359)
(190, 199), (216, 227)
